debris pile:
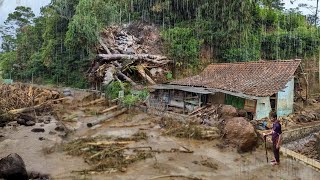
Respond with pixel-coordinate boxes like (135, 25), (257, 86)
(0, 84), (60, 113)
(190, 104), (221, 120)
(0, 84), (61, 126)
(190, 104), (240, 127)
(87, 25), (172, 87)
(159, 117), (220, 140)
(64, 134), (152, 173)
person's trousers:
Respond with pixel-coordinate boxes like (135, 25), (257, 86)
(272, 143), (280, 163)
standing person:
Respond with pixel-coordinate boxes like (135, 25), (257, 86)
(263, 112), (282, 165)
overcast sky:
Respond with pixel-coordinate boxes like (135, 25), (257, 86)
(283, 0), (318, 15)
(0, 0), (51, 26)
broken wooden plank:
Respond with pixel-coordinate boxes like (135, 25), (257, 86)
(100, 105), (118, 114)
(82, 98), (105, 107)
(137, 65), (156, 85)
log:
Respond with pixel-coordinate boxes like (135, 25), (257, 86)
(97, 54), (171, 65)
(100, 105), (118, 114)
(8, 104), (43, 115)
(117, 72), (137, 86)
(82, 98), (105, 107)
(87, 108), (128, 127)
(98, 38), (111, 54)
(137, 65), (156, 85)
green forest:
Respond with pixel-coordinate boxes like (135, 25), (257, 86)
(0, 0), (319, 88)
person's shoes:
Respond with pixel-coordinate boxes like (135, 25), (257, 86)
(271, 159), (276, 162)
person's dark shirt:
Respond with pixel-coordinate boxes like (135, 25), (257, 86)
(272, 120), (282, 143)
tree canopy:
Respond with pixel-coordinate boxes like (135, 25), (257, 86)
(0, 0), (319, 87)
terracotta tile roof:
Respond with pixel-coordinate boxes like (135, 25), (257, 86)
(170, 60), (301, 97)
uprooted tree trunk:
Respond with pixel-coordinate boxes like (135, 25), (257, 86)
(97, 54), (171, 65)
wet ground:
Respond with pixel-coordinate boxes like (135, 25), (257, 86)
(1, 92), (320, 180)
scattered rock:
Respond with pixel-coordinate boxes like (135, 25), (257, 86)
(39, 137), (45, 141)
(31, 128), (45, 133)
(17, 119), (26, 126)
(44, 120), (50, 124)
(224, 117), (258, 152)
(18, 114), (35, 122)
(0, 153), (28, 180)
(28, 171), (50, 180)
(49, 131), (57, 135)
(25, 121), (36, 126)
(55, 125), (65, 132)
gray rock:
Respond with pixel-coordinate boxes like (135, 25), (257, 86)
(63, 89), (72, 96)
(0, 153), (28, 180)
(55, 125), (65, 132)
(31, 128), (45, 133)
(28, 171), (50, 180)
(49, 131), (57, 135)
(17, 119), (26, 126)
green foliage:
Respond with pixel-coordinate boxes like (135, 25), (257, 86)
(122, 94), (139, 107)
(137, 89), (149, 101)
(166, 72), (173, 80)
(0, 51), (16, 79)
(5, 6), (35, 28)
(65, 0), (120, 49)
(162, 27), (203, 68)
(122, 89), (149, 107)
(104, 81), (124, 99)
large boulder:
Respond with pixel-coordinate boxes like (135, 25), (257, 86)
(0, 153), (28, 180)
(224, 117), (258, 152)
(220, 105), (238, 117)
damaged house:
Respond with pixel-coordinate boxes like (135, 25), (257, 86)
(149, 60), (303, 120)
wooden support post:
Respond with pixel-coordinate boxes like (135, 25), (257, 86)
(183, 91), (186, 114)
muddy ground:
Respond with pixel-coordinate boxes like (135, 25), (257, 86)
(1, 90), (320, 180)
